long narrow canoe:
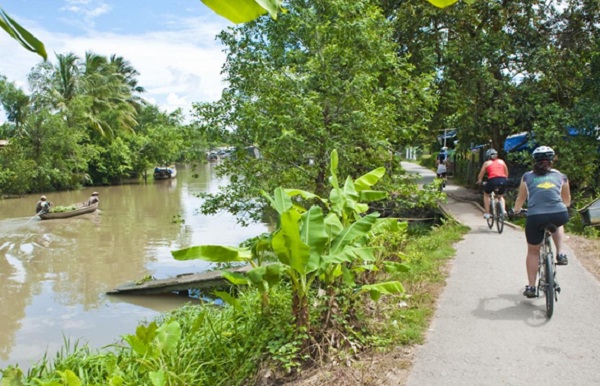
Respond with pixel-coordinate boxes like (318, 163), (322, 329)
(39, 203), (98, 220)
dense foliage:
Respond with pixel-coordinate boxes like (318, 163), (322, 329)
(0, 55), (205, 196)
(386, 0), (600, 194)
(193, 0), (437, 224)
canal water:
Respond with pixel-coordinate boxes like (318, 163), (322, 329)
(0, 163), (269, 370)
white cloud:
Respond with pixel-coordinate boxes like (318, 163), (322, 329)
(59, 0), (112, 30)
(0, 14), (228, 119)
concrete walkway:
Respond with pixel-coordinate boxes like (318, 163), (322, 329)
(401, 162), (600, 386)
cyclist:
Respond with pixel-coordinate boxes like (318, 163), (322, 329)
(435, 147), (449, 188)
(513, 146), (571, 298)
(476, 148), (509, 219)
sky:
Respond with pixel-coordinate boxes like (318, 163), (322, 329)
(0, 0), (233, 121)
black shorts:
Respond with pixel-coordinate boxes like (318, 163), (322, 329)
(525, 211), (569, 245)
(437, 172), (447, 178)
(484, 177), (507, 195)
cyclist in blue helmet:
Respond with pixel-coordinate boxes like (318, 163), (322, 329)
(513, 146), (571, 298)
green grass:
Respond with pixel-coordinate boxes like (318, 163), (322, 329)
(367, 219), (468, 348)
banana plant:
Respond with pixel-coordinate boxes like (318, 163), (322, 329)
(172, 149), (406, 334)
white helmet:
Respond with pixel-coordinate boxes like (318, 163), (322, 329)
(532, 146), (555, 161)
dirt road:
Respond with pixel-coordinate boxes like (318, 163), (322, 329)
(402, 162), (600, 386)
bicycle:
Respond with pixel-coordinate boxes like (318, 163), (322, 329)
(482, 182), (505, 234)
(515, 209), (561, 318)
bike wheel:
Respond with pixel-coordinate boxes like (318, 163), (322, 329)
(495, 201), (504, 234)
(544, 252), (555, 318)
(486, 196), (494, 229)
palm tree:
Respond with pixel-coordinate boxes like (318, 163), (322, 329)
(80, 52), (138, 138)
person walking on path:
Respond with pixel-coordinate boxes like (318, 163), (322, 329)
(513, 146), (571, 298)
(477, 148), (509, 219)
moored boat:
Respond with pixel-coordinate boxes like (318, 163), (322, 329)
(39, 203), (98, 220)
(153, 165), (177, 179)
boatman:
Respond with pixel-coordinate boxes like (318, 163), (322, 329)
(35, 195), (52, 214)
(86, 192), (100, 206)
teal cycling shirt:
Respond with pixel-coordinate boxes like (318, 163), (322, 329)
(522, 169), (568, 216)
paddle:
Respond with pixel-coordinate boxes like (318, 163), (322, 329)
(26, 202), (52, 224)
(25, 209), (44, 225)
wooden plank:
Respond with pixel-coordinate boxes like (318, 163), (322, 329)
(107, 265), (252, 296)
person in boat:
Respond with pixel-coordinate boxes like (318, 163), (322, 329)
(35, 195), (52, 214)
(86, 192), (100, 206)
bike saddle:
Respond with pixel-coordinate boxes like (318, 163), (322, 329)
(541, 223), (558, 233)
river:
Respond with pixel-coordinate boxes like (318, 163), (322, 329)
(0, 163), (269, 370)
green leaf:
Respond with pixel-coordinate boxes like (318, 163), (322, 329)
(155, 321), (181, 354)
(329, 149), (340, 190)
(361, 281), (405, 301)
(324, 213), (344, 240)
(201, 0), (268, 24)
(352, 247), (376, 262)
(0, 8), (47, 60)
(426, 0), (460, 8)
(330, 212), (379, 254)
(221, 271), (250, 285)
(272, 209), (310, 274)
(301, 206), (328, 272)
(109, 376), (124, 386)
(359, 190), (387, 203)
(383, 261), (411, 273)
(321, 246), (374, 267)
(255, 0), (285, 19)
(284, 188), (326, 204)
(171, 245), (251, 262)
(272, 187), (293, 214)
(124, 322), (158, 356)
(371, 218), (401, 234)
(354, 167), (385, 191)
(56, 370), (82, 386)
(149, 370), (165, 386)
(0, 366), (23, 385)
(247, 264), (284, 287)
(214, 290), (241, 309)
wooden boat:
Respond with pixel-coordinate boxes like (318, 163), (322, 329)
(153, 165), (177, 179)
(39, 203), (98, 220)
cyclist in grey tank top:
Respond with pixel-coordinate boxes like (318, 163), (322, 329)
(513, 146), (571, 298)
(522, 170), (568, 216)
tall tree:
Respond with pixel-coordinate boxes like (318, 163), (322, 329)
(387, 0), (560, 151)
(80, 52), (138, 138)
(194, 0), (435, 223)
(0, 75), (30, 134)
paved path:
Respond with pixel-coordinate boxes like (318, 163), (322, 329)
(401, 162), (600, 386)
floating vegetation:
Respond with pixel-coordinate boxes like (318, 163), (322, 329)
(172, 214), (185, 224)
(135, 275), (155, 285)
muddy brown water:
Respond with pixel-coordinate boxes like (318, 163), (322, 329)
(0, 163), (269, 370)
